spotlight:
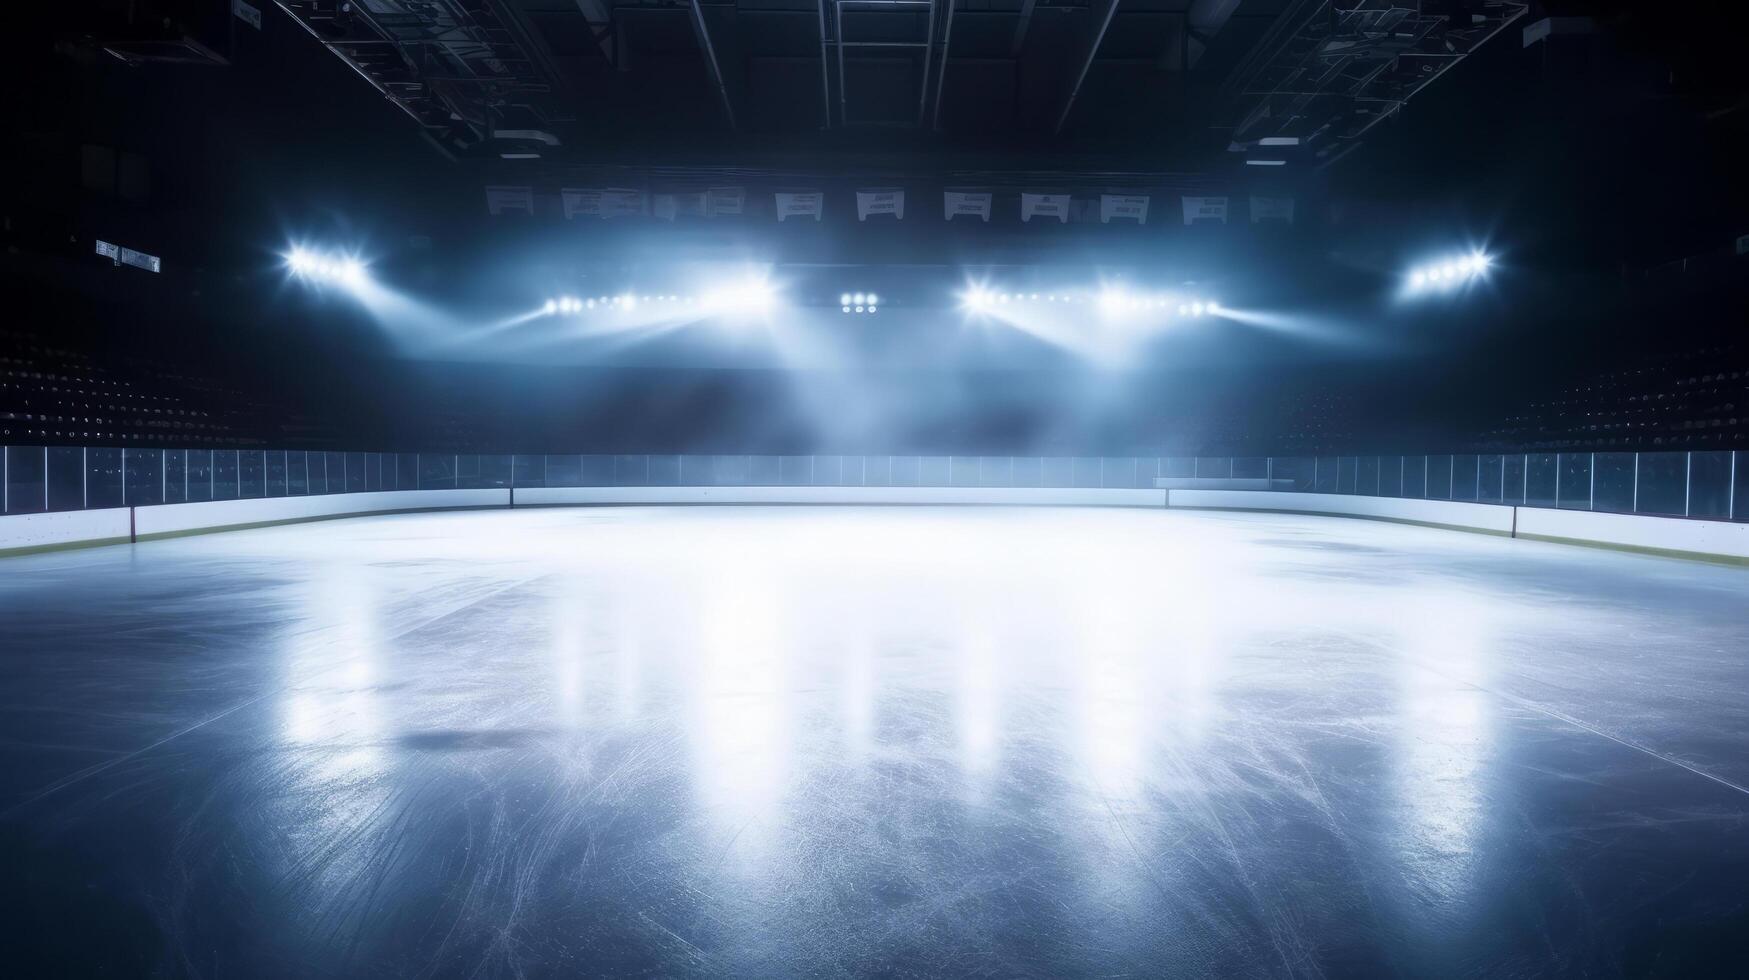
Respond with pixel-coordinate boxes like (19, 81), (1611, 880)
(841, 293), (852, 306)
(286, 246), (369, 290)
(1098, 290), (1130, 317)
(853, 293), (866, 306)
(867, 293), (878, 306)
(586, 298), (596, 310)
(842, 305), (851, 313)
(1190, 302), (1206, 317)
(703, 276), (776, 316)
(1406, 250), (1492, 296)
(961, 287), (993, 312)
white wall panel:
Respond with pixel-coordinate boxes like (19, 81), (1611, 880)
(1515, 506), (1749, 560)
(0, 508), (133, 553)
(1168, 489), (1515, 534)
(134, 489), (509, 538)
(516, 486), (1166, 507)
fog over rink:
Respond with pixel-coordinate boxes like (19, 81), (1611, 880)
(3, 505), (1747, 976)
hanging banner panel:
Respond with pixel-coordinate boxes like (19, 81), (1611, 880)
(943, 191), (991, 222)
(1250, 196), (1296, 224)
(485, 185), (535, 216)
(855, 188), (905, 221)
(775, 191), (824, 221)
(601, 188), (644, 218)
(561, 188), (603, 218)
(1100, 194), (1150, 224)
(1181, 196), (1229, 224)
(707, 186), (746, 216)
(653, 192), (706, 221)
(1020, 193), (1071, 223)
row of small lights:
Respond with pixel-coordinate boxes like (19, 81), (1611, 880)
(546, 294), (678, 314)
(963, 288), (1220, 318)
(1406, 252), (1490, 293)
(543, 280), (776, 316)
(840, 292), (878, 314)
(285, 248), (366, 285)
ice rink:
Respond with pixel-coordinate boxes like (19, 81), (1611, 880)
(3, 504), (1747, 976)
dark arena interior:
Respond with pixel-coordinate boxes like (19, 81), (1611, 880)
(3, 2), (1748, 976)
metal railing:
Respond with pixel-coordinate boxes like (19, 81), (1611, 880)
(1, 447), (1743, 522)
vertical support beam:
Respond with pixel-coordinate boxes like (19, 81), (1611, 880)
(917, 0), (939, 126)
(931, 0), (956, 130)
(1011, 0), (1037, 57)
(1055, 0), (1120, 134)
(817, 0), (833, 127)
(689, 0), (738, 130)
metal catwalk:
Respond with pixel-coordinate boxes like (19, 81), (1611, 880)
(2, 506), (1746, 976)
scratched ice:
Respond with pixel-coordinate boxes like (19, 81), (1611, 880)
(2, 505), (1747, 976)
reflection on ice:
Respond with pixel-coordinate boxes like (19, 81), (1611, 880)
(1394, 594), (1497, 904)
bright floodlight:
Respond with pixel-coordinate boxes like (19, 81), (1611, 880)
(840, 293), (852, 306)
(704, 276), (776, 317)
(1098, 290), (1130, 317)
(961, 287), (993, 313)
(543, 299), (558, 315)
(1190, 302), (1206, 317)
(286, 246), (369, 290)
(1406, 250), (1492, 296)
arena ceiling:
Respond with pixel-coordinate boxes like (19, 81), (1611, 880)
(270, 0), (1528, 175)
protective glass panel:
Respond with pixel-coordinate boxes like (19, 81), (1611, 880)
(1634, 452), (1686, 516)
(164, 450), (187, 504)
(1272, 457), (1313, 491)
(47, 447), (84, 511)
(265, 451), (287, 496)
(186, 450), (212, 502)
(1426, 455), (1453, 500)
(1195, 457), (1231, 479)
(1501, 454), (1526, 505)
(88, 448), (124, 508)
(1402, 456), (1426, 498)
(1687, 451), (1732, 519)
(1477, 455), (1503, 504)
(238, 450), (263, 499)
(1357, 456), (1380, 496)
(5, 447), (47, 514)
(918, 457), (951, 487)
(647, 455), (681, 486)
(1379, 456), (1404, 497)
(1557, 453), (1592, 510)
(1525, 454), (1557, 508)
(214, 451), (239, 499)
